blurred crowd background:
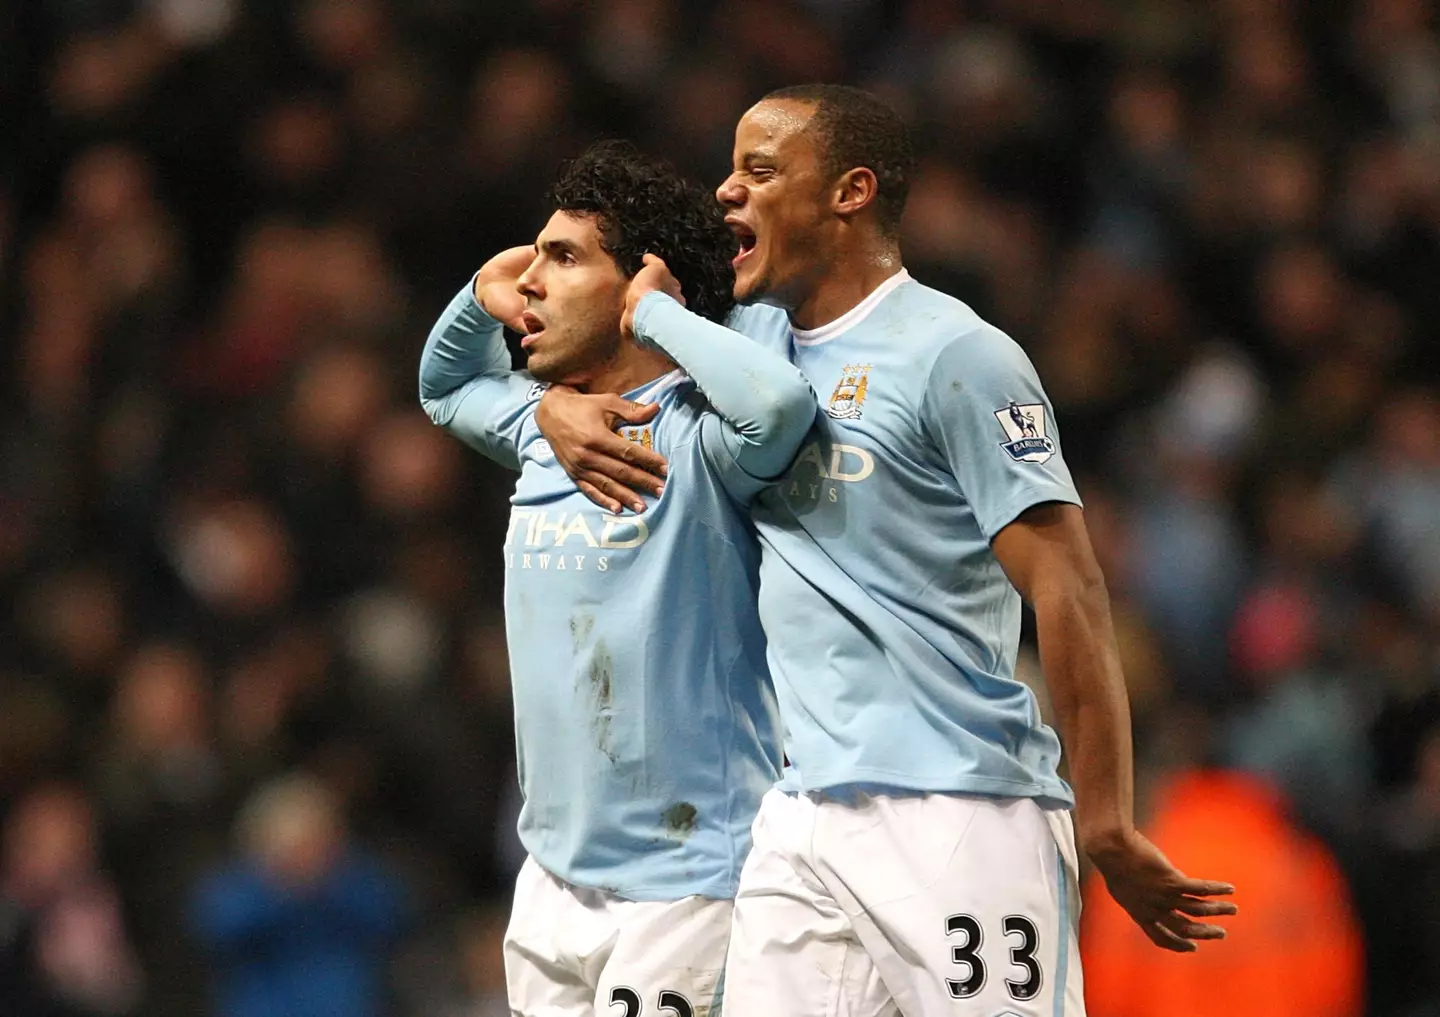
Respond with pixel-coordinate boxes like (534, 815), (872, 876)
(2, 0), (1438, 1014)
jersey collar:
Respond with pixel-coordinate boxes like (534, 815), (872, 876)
(790, 269), (912, 347)
(625, 368), (688, 404)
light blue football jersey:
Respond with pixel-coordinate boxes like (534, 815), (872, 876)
(419, 284), (810, 900)
(641, 271), (1080, 805)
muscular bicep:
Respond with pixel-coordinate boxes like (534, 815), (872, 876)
(991, 501), (1106, 607)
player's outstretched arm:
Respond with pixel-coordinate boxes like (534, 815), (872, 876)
(991, 503), (1238, 952)
(626, 255), (815, 487)
(418, 247), (542, 471)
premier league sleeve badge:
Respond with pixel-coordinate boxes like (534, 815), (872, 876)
(994, 400), (1057, 463)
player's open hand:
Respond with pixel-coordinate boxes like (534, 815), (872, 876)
(621, 253), (685, 343)
(536, 385), (668, 514)
(474, 246), (535, 331)
(1087, 828), (1237, 952)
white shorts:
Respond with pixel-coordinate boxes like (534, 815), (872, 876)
(723, 788), (1085, 1017)
(504, 856), (731, 1017)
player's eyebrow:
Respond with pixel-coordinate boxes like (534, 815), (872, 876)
(741, 150), (778, 169)
(538, 238), (582, 259)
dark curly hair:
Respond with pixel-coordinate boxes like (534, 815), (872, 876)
(765, 84), (914, 237)
(548, 140), (736, 324)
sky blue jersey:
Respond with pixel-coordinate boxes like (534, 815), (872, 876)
(418, 284), (812, 900)
(639, 272), (1080, 805)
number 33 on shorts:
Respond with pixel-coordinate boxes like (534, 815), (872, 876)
(723, 790), (1086, 1016)
(943, 913), (1043, 1002)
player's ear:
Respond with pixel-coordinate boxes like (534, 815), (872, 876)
(833, 167), (880, 220)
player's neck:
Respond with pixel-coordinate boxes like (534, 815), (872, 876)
(788, 239), (904, 332)
(575, 345), (676, 398)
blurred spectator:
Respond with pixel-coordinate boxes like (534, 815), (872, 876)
(1362, 716), (1440, 1014)
(191, 774), (406, 1017)
(443, 908), (509, 1017)
(0, 783), (142, 1017)
(1332, 387), (1440, 621)
(1081, 769), (1364, 1017)
(1126, 480), (1248, 698)
(97, 641), (229, 1015)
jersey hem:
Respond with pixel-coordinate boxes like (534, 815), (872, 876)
(778, 768), (1074, 806)
(537, 866), (741, 903)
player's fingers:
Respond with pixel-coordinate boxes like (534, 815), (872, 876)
(1174, 898), (1239, 918)
(580, 446), (666, 497)
(1145, 921), (1198, 953)
(575, 479), (623, 515)
(621, 445), (668, 478)
(1160, 914), (1227, 941)
(1175, 878), (1235, 898)
(583, 472), (649, 514)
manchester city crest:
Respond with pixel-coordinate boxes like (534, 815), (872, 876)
(826, 364), (872, 420)
(994, 400), (1056, 463)
(621, 426), (654, 450)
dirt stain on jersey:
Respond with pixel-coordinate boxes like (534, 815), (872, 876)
(570, 612), (595, 650)
(588, 637), (616, 764)
(662, 801), (698, 839)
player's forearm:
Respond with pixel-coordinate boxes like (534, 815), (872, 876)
(633, 292), (815, 471)
(417, 277), (513, 412)
(418, 278), (536, 471)
(1031, 574), (1136, 853)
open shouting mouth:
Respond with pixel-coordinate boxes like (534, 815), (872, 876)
(727, 217), (757, 270)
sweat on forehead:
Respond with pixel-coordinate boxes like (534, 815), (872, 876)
(737, 105), (826, 168)
(744, 99), (819, 140)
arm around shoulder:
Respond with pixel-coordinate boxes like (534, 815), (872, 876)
(634, 292), (815, 480)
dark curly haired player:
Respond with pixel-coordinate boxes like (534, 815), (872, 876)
(548, 140), (736, 325)
(417, 141), (814, 1016)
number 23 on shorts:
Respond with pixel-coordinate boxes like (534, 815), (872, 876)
(608, 986), (696, 1017)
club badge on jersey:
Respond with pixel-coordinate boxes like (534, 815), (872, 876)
(826, 364), (872, 420)
(621, 426), (654, 450)
(994, 400), (1056, 463)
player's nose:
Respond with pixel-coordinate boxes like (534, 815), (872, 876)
(716, 174), (744, 207)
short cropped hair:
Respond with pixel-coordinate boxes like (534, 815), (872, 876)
(764, 84), (914, 235)
(548, 140), (735, 324)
